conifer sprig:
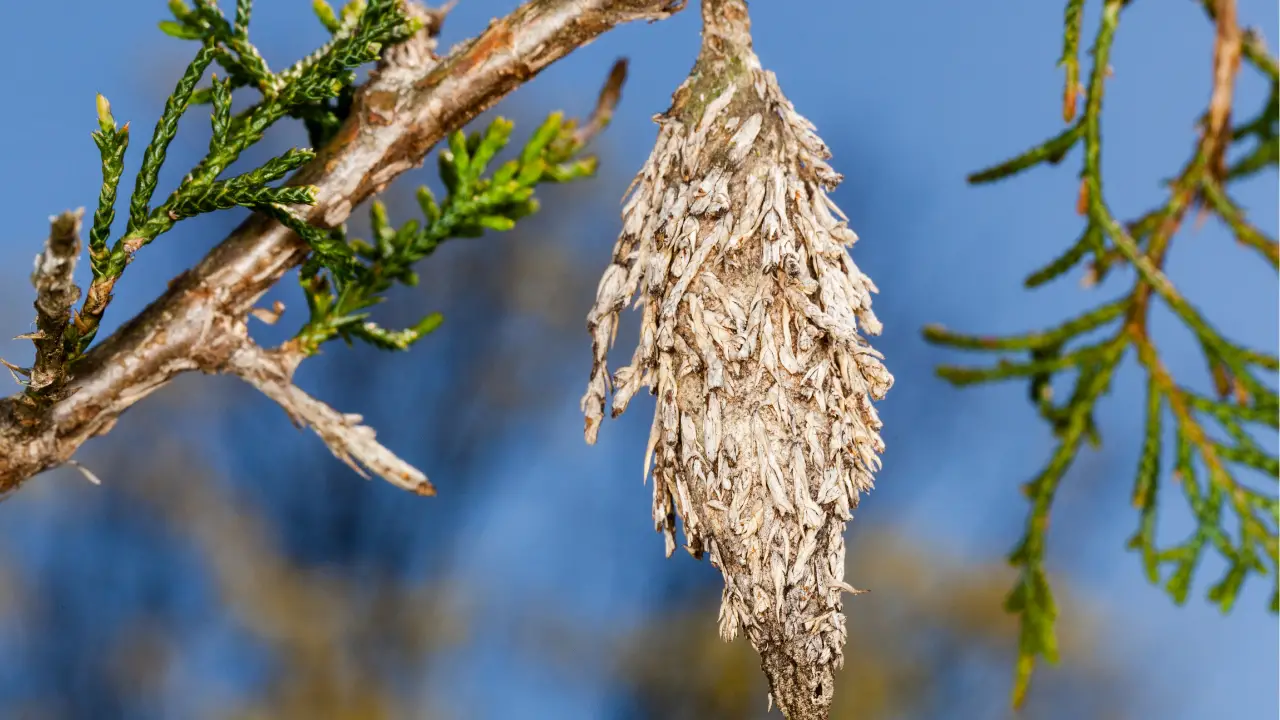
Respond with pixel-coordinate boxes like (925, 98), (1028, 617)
(68, 0), (419, 359)
(924, 0), (1279, 706)
(293, 111), (603, 354)
(87, 96), (130, 284)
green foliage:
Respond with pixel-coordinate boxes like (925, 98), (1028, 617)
(126, 45), (216, 235)
(923, 0), (1279, 706)
(293, 113), (601, 354)
(68, 0), (419, 359)
(88, 96), (130, 282)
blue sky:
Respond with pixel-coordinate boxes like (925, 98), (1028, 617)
(0, 1), (1276, 718)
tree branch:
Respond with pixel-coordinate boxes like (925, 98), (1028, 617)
(1206, 0), (1242, 180)
(22, 209), (85, 401)
(222, 340), (434, 495)
(0, 0), (686, 495)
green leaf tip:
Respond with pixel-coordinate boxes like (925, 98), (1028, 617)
(968, 123), (1084, 185)
(95, 94), (114, 131)
(313, 0), (343, 32)
(158, 19), (204, 40)
(415, 312), (444, 335)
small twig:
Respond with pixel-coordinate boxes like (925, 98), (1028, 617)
(248, 300), (286, 325)
(1, 359), (29, 386)
(65, 459), (103, 486)
(1199, 179), (1279, 267)
(223, 342), (435, 496)
(27, 209), (85, 397)
(573, 59), (628, 146)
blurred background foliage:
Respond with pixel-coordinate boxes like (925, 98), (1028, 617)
(0, 1), (1275, 719)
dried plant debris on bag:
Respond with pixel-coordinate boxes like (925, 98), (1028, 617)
(581, 2), (892, 716)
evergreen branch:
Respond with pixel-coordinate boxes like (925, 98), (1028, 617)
(312, 0), (346, 34)
(88, 96), (130, 280)
(350, 314), (444, 351)
(190, 0), (276, 93)
(1230, 83), (1277, 143)
(234, 0), (252, 36)
(1214, 443), (1280, 477)
(967, 123), (1083, 184)
(169, 180), (317, 220)
(1235, 346), (1280, 372)
(924, 298), (1125, 352)
(1199, 178), (1278, 267)
(1059, 0), (1086, 121)
(126, 43), (216, 234)
(1005, 339), (1125, 708)
(1228, 134), (1279, 179)
(935, 341), (1114, 386)
(68, 1), (424, 360)
(294, 64), (617, 354)
(0, 0), (688, 492)
(279, 0), (416, 90)
(209, 75), (233, 151)
(1241, 29), (1278, 80)
(1185, 392), (1279, 430)
(927, 0), (1278, 706)
(1024, 222), (1101, 288)
(1136, 334), (1278, 612)
(188, 4), (413, 185)
(261, 204), (358, 283)
(1126, 375), (1163, 584)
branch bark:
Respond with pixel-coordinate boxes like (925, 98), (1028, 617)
(223, 340), (435, 495)
(0, 0), (686, 494)
(23, 209), (85, 400)
(1206, 0), (1242, 180)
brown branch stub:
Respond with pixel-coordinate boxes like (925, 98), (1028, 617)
(0, 0), (688, 494)
(26, 209), (85, 400)
(223, 343), (435, 496)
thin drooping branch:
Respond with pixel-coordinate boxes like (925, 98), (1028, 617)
(0, 0), (686, 494)
(573, 58), (628, 146)
(223, 341), (435, 495)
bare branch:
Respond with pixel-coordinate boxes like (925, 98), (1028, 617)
(223, 342), (434, 496)
(0, 0), (687, 494)
(573, 58), (628, 146)
(24, 209), (84, 398)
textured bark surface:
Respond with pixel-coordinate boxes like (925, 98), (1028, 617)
(582, 2), (891, 717)
(24, 209), (85, 401)
(0, 0), (686, 494)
